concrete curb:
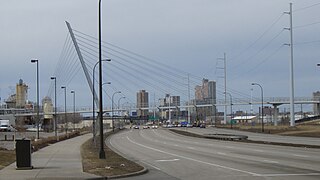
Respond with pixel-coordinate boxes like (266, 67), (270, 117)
(169, 128), (320, 149)
(103, 130), (149, 179)
(106, 167), (148, 179)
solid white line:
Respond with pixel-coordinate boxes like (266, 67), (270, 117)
(126, 136), (260, 176)
(258, 173), (320, 177)
(187, 147), (195, 150)
(141, 161), (161, 170)
(217, 152), (227, 155)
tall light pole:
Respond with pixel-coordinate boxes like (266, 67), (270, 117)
(61, 86), (67, 134)
(112, 91), (121, 132)
(50, 77), (57, 140)
(118, 96), (125, 130)
(92, 59), (111, 144)
(118, 96), (125, 114)
(98, 0), (106, 159)
(31, 59), (40, 140)
(71, 90), (76, 131)
(252, 83), (264, 133)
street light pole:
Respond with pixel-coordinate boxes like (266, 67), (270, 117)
(31, 59), (40, 140)
(112, 91), (121, 132)
(50, 77), (57, 140)
(118, 96), (125, 112)
(92, 59), (111, 144)
(61, 86), (67, 134)
(118, 96), (125, 129)
(252, 83), (264, 133)
(71, 90), (76, 131)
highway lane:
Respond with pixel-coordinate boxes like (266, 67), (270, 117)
(107, 128), (320, 180)
(185, 127), (320, 146)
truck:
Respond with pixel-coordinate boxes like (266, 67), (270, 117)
(0, 119), (11, 132)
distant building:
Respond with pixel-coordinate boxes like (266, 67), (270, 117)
(5, 79), (29, 109)
(313, 91), (320, 115)
(137, 90), (149, 117)
(159, 94), (180, 120)
(16, 79), (28, 108)
(193, 78), (216, 123)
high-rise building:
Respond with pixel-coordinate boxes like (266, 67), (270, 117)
(193, 78), (216, 123)
(137, 90), (149, 117)
(195, 78), (216, 104)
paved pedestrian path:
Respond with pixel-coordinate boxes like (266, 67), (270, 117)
(0, 133), (100, 180)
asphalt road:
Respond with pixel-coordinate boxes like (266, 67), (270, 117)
(107, 128), (320, 180)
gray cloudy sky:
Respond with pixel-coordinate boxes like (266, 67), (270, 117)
(1, 0), (320, 110)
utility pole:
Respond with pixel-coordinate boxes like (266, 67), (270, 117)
(285, 3), (295, 127)
(218, 53), (227, 124)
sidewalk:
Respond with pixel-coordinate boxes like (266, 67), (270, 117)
(0, 133), (100, 180)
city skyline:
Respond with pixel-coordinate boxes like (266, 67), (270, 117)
(1, 0), (320, 112)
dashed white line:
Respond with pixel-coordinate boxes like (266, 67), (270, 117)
(126, 136), (260, 176)
(292, 154), (309, 158)
(156, 159), (180, 162)
(263, 160), (279, 164)
(253, 149), (264, 152)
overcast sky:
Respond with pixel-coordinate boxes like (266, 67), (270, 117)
(1, 0), (320, 111)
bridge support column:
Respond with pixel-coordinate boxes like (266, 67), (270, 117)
(272, 104), (280, 126)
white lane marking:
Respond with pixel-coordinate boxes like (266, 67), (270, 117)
(225, 146), (235, 149)
(126, 136), (260, 176)
(258, 173), (320, 177)
(262, 160), (279, 164)
(253, 149), (264, 152)
(141, 161), (161, 170)
(174, 144), (179, 147)
(292, 154), (309, 158)
(217, 152), (227, 155)
(156, 159), (180, 162)
(187, 147), (195, 150)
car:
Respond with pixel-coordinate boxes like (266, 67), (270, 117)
(200, 124), (206, 128)
(167, 124), (173, 128)
(133, 126), (139, 129)
(151, 125), (158, 129)
(143, 126), (149, 129)
(186, 124), (193, 128)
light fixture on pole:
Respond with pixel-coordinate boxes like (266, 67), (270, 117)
(31, 59), (40, 140)
(50, 76), (57, 140)
(112, 91), (121, 132)
(251, 83), (264, 133)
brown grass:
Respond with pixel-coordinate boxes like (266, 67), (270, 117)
(0, 149), (15, 170)
(81, 130), (144, 177)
